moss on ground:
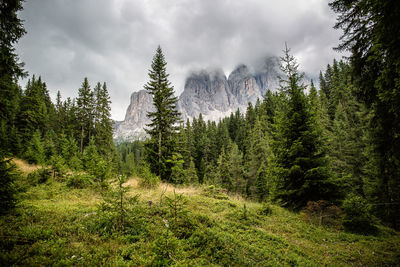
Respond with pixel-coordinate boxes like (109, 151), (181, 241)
(1, 162), (399, 266)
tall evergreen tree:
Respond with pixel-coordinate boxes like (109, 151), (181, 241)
(330, 0), (400, 228)
(17, 76), (53, 145)
(94, 82), (114, 156)
(76, 77), (95, 153)
(144, 46), (181, 180)
(0, 0), (26, 154)
(273, 45), (337, 209)
(246, 117), (271, 199)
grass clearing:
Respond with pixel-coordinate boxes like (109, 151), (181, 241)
(1, 163), (399, 265)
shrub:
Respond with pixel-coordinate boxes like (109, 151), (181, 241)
(48, 155), (67, 179)
(0, 157), (21, 214)
(342, 194), (377, 234)
(138, 165), (159, 189)
(258, 202), (273, 216)
(151, 229), (184, 265)
(68, 155), (82, 171)
(66, 173), (94, 188)
(27, 168), (51, 185)
(91, 159), (112, 183)
(202, 185), (229, 200)
(92, 175), (144, 235)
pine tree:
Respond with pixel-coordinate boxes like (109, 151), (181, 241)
(94, 82), (114, 156)
(229, 143), (245, 194)
(0, 157), (21, 214)
(217, 147), (232, 190)
(273, 45), (337, 209)
(0, 0), (26, 154)
(25, 129), (45, 165)
(185, 157), (198, 184)
(330, 0), (400, 228)
(144, 46), (181, 180)
(76, 77), (95, 153)
(246, 117), (270, 198)
(17, 76), (53, 146)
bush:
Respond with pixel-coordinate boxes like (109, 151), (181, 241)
(48, 155), (67, 179)
(0, 158), (21, 215)
(258, 202), (273, 216)
(66, 173), (94, 188)
(138, 165), (159, 189)
(342, 194), (377, 234)
(151, 229), (184, 265)
(90, 175), (145, 236)
(202, 185), (229, 200)
(68, 155), (82, 171)
(27, 168), (52, 185)
(91, 159), (112, 183)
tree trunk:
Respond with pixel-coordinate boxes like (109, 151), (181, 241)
(80, 125), (84, 154)
(158, 129), (162, 176)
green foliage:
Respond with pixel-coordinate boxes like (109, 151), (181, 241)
(48, 155), (67, 179)
(144, 46), (181, 180)
(95, 175), (142, 234)
(164, 190), (188, 227)
(202, 185), (229, 200)
(1, 175), (400, 265)
(66, 173), (94, 188)
(272, 45), (337, 209)
(258, 202), (273, 216)
(167, 153), (186, 184)
(68, 155), (83, 171)
(116, 141), (145, 176)
(330, 0), (400, 229)
(216, 148), (232, 190)
(184, 157), (198, 184)
(151, 229), (184, 265)
(0, 0), (26, 154)
(27, 168), (51, 185)
(24, 130), (45, 165)
(342, 194), (376, 234)
(138, 164), (160, 189)
(0, 157), (21, 214)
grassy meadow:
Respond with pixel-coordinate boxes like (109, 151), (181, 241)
(1, 159), (399, 266)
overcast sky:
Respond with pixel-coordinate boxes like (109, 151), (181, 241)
(16, 0), (345, 121)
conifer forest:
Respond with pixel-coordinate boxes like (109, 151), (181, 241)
(1, 0), (400, 265)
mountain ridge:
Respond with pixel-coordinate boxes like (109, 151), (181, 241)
(113, 56), (282, 141)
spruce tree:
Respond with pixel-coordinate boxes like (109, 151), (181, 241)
(273, 45), (337, 209)
(217, 147), (232, 190)
(330, 0), (400, 228)
(25, 129), (45, 165)
(246, 117), (270, 198)
(76, 77), (95, 153)
(229, 143), (245, 194)
(17, 76), (52, 146)
(144, 46), (181, 180)
(0, 0), (26, 154)
(94, 82), (114, 156)
(0, 157), (21, 215)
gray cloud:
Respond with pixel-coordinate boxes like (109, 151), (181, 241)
(16, 0), (345, 121)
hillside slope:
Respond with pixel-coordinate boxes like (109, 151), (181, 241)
(1, 161), (399, 266)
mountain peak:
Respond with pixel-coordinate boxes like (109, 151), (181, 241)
(114, 57), (282, 141)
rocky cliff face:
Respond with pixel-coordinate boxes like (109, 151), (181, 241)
(113, 90), (153, 141)
(113, 56), (283, 141)
(178, 69), (234, 122)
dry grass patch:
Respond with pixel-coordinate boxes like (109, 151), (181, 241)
(162, 183), (201, 196)
(11, 158), (40, 175)
(123, 177), (139, 188)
